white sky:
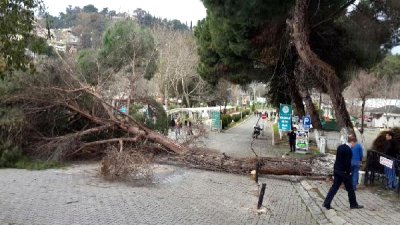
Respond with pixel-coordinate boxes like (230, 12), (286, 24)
(42, 0), (207, 24)
(391, 46), (400, 55)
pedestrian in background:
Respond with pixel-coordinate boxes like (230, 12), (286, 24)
(188, 121), (193, 135)
(170, 117), (176, 132)
(323, 135), (364, 210)
(287, 128), (296, 152)
(175, 118), (181, 139)
(350, 135), (364, 190)
(383, 131), (399, 189)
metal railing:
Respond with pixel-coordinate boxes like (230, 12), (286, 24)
(364, 150), (400, 193)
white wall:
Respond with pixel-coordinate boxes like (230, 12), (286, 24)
(371, 114), (400, 128)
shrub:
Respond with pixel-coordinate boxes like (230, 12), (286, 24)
(129, 98), (169, 134)
(232, 114), (241, 122)
(0, 141), (23, 168)
(251, 104), (256, 112)
(101, 146), (153, 183)
(221, 114), (232, 128)
(243, 109), (251, 116)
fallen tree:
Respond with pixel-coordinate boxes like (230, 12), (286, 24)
(156, 148), (334, 176)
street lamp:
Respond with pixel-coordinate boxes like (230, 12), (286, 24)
(240, 94), (244, 120)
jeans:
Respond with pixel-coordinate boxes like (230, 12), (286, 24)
(384, 166), (397, 189)
(289, 141), (295, 152)
(323, 170), (358, 208)
(351, 160), (361, 190)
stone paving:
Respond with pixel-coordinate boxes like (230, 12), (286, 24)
(1, 163), (400, 224)
(201, 116), (287, 158)
(303, 180), (400, 225)
(0, 163), (322, 225)
(1, 115), (400, 224)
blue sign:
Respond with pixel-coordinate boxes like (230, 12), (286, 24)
(211, 111), (221, 131)
(303, 116), (311, 130)
(278, 104), (292, 132)
(120, 106), (127, 114)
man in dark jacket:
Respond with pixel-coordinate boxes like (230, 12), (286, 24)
(287, 128), (296, 152)
(384, 131), (398, 189)
(384, 131), (399, 158)
(323, 135), (363, 210)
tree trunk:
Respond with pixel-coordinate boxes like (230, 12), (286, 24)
(288, 72), (306, 117)
(360, 98), (365, 134)
(157, 150), (314, 176)
(69, 89), (189, 155)
(289, 0), (353, 131)
(294, 62), (322, 130)
(302, 88), (322, 130)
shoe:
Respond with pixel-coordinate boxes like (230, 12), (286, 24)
(350, 205), (364, 209)
(322, 204), (333, 210)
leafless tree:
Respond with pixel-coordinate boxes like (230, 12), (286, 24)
(375, 75), (400, 127)
(344, 70), (378, 133)
(151, 27), (209, 108)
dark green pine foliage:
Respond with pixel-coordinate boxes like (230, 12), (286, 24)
(98, 21), (157, 80)
(195, 0), (400, 92)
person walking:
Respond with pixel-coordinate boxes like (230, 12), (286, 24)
(351, 140), (364, 190)
(188, 121), (193, 135)
(287, 128), (296, 152)
(383, 131), (399, 189)
(323, 135), (364, 210)
(170, 117), (176, 132)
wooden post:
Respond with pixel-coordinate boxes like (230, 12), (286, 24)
(257, 183), (266, 209)
(255, 161), (261, 183)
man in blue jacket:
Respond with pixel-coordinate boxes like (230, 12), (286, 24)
(323, 135), (364, 210)
(351, 140), (364, 190)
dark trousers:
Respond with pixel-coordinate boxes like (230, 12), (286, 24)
(323, 170), (358, 207)
(289, 141), (295, 152)
(384, 166), (398, 189)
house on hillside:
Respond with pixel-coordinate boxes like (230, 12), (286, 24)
(35, 25), (80, 53)
(366, 105), (400, 128)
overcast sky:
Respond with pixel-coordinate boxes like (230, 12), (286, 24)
(42, 0), (207, 24)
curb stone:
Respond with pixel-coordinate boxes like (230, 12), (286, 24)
(294, 182), (328, 224)
(302, 180), (351, 225)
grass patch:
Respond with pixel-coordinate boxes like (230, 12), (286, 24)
(273, 123), (279, 135)
(3, 157), (65, 170)
(272, 123), (286, 144)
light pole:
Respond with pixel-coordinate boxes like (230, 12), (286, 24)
(240, 94), (244, 120)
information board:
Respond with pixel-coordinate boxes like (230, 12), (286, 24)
(211, 111), (221, 131)
(303, 116), (311, 131)
(295, 130), (309, 153)
(278, 104), (292, 132)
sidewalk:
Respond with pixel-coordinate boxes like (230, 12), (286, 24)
(0, 163), (399, 224)
(297, 179), (400, 225)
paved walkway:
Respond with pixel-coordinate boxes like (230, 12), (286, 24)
(1, 115), (399, 224)
(1, 163), (399, 225)
(0, 164), (310, 225)
(303, 180), (400, 225)
(200, 116), (288, 158)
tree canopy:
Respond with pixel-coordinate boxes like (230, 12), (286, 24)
(195, 0), (400, 129)
(196, 0), (399, 86)
(98, 20), (157, 79)
(0, 0), (44, 76)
